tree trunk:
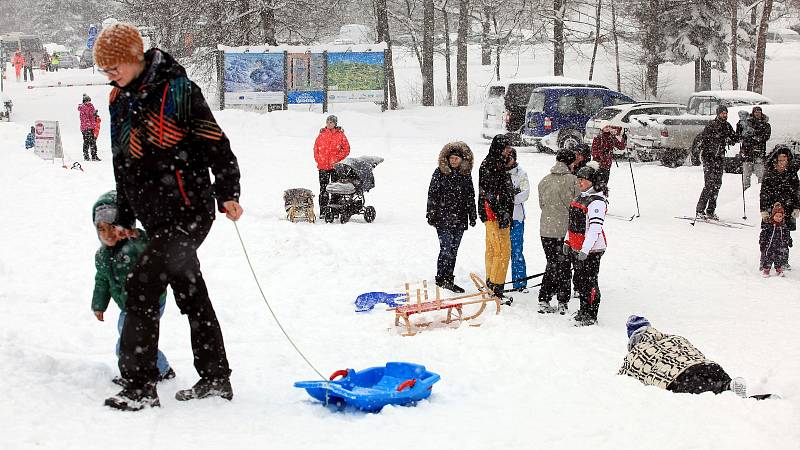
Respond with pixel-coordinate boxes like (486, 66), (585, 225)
(610, 0), (621, 90)
(457, 0), (469, 106)
(753, 0), (773, 93)
(422, 0), (435, 106)
(747, 3), (757, 91)
(700, 55), (712, 90)
(730, 0), (738, 90)
(588, 0), (602, 80)
(645, 61), (659, 99)
(553, 0), (565, 75)
(239, 0), (252, 45)
(492, 13), (501, 80)
(375, 0), (398, 109)
(442, 4), (453, 105)
(481, 7), (492, 65)
(259, 7), (277, 46)
(694, 58), (701, 91)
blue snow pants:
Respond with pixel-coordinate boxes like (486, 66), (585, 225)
(510, 220), (527, 289)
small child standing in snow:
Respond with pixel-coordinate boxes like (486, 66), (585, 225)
(760, 202), (790, 277)
(91, 191), (175, 386)
(25, 126), (35, 149)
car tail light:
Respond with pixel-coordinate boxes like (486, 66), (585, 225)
(503, 111), (510, 125)
(544, 117), (552, 130)
(660, 129), (669, 138)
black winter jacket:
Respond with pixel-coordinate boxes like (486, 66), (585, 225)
(740, 115), (771, 162)
(478, 143), (515, 228)
(427, 143), (477, 230)
(760, 151), (800, 227)
(110, 49), (240, 231)
(699, 117), (737, 165)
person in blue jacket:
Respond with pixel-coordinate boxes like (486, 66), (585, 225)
(25, 126), (35, 149)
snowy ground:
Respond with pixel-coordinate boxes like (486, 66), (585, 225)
(1, 44), (799, 449)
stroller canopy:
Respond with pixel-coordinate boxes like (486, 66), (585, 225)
(334, 156), (384, 192)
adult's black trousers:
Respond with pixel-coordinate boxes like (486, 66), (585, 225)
(538, 237), (571, 304)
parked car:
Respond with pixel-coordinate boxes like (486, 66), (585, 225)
(481, 77), (609, 144)
(625, 90), (773, 167)
(79, 48), (93, 69)
(584, 102), (687, 161)
(520, 86), (634, 150)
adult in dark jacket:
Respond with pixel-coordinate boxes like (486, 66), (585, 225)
(479, 134), (515, 300)
(95, 23), (243, 411)
(759, 146), (800, 268)
(427, 142), (477, 293)
(695, 105), (737, 220)
(23, 51), (34, 82)
(739, 106), (771, 190)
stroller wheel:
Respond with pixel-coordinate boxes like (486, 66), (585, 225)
(364, 206), (376, 223)
(340, 213), (350, 224)
(324, 209), (335, 223)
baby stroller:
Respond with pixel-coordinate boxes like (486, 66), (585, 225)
(322, 156), (383, 224)
(284, 188), (316, 223)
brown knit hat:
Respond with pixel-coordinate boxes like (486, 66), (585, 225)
(93, 23), (145, 69)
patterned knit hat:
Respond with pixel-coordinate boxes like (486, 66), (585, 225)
(626, 315), (651, 338)
(93, 22), (145, 69)
(771, 202), (785, 223)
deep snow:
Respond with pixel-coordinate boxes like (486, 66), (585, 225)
(1, 43), (799, 450)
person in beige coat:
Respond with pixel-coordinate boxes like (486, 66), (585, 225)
(537, 150), (581, 314)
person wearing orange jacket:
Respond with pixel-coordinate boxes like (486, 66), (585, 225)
(12, 50), (25, 82)
(314, 115), (350, 214)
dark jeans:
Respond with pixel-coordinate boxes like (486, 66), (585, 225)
(82, 130), (97, 159)
(318, 169), (337, 211)
(539, 237), (571, 304)
(696, 163), (723, 215)
(573, 251), (603, 319)
(119, 219), (231, 387)
(24, 65), (33, 81)
(667, 363), (731, 395)
(436, 227), (464, 281)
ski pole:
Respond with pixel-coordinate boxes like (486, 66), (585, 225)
(741, 170), (747, 220)
(499, 271), (546, 287)
(628, 157), (641, 218)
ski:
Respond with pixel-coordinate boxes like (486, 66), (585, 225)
(675, 216), (743, 229)
(750, 393), (781, 400)
(607, 213), (636, 221)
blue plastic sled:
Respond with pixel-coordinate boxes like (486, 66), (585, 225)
(354, 292), (407, 312)
(294, 362), (441, 412)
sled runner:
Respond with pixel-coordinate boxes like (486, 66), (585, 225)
(294, 362), (441, 412)
(388, 273), (501, 336)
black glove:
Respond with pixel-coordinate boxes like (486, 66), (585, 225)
(562, 243), (571, 255)
(426, 215), (434, 226)
(469, 219), (476, 227)
(498, 213), (511, 229)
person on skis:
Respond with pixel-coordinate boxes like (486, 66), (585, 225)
(740, 106), (771, 191)
(94, 22), (243, 411)
(591, 125), (626, 188)
(695, 105), (737, 220)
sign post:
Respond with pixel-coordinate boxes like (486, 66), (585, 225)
(87, 25), (98, 73)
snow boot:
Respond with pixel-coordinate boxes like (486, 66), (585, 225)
(729, 377), (747, 398)
(557, 302), (568, 315)
(538, 301), (554, 314)
(104, 383), (160, 411)
(175, 377), (233, 401)
(705, 212), (719, 221)
(113, 367), (176, 388)
(761, 268), (771, 278)
(775, 266), (785, 277)
(436, 276), (465, 294)
(574, 316), (597, 327)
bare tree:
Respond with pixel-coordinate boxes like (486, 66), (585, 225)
(588, 0), (602, 80)
(423, 0), (435, 105)
(610, 0), (621, 90)
(753, 0), (774, 93)
(730, 0), (739, 89)
(375, 0), (399, 109)
(552, 0), (565, 75)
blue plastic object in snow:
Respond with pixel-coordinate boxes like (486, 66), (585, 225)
(294, 362), (440, 412)
(354, 292), (406, 312)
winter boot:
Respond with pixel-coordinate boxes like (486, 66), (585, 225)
(729, 377), (747, 398)
(557, 302), (568, 315)
(437, 276), (465, 293)
(705, 212), (719, 221)
(175, 377), (233, 401)
(538, 301), (554, 314)
(761, 268), (771, 278)
(104, 383), (160, 411)
(775, 266), (785, 277)
(574, 316), (597, 327)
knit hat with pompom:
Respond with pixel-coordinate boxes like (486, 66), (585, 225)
(93, 23), (145, 69)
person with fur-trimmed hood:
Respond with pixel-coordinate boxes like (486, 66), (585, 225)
(479, 134), (516, 301)
(426, 142), (477, 293)
(537, 150), (581, 314)
(564, 161), (607, 326)
(619, 316), (748, 397)
(759, 146), (800, 268)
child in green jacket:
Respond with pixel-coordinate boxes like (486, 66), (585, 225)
(91, 191), (175, 386)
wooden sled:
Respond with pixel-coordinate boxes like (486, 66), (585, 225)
(388, 273), (501, 336)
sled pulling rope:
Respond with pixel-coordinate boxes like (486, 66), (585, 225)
(232, 221), (326, 381)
